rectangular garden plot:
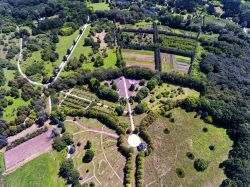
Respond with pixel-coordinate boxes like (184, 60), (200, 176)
(122, 49), (155, 70)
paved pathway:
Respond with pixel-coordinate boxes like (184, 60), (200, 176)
(122, 77), (135, 131)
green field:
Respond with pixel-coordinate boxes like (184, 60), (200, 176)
(87, 2), (110, 11)
(6, 152), (66, 187)
(2, 92), (30, 122)
(144, 108), (233, 186)
(176, 55), (191, 64)
(70, 25), (92, 60)
(3, 68), (16, 90)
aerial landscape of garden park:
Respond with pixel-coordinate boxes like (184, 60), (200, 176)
(0, 0), (249, 187)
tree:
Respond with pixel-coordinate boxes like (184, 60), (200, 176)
(194, 159), (209, 172)
(53, 137), (67, 152)
(134, 103), (148, 114)
(129, 84), (135, 91)
(83, 149), (94, 163)
(59, 159), (74, 178)
(111, 82), (117, 90)
(84, 140), (92, 149)
(94, 56), (104, 67)
(63, 132), (73, 145)
(115, 106), (124, 116)
(89, 78), (100, 92)
(0, 135), (8, 149)
(68, 169), (80, 186)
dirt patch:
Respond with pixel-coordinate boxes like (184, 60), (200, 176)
(92, 31), (107, 49)
(4, 131), (52, 174)
(123, 51), (154, 62)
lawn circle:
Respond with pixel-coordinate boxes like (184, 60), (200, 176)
(128, 134), (142, 147)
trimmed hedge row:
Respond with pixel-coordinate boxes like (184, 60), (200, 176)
(6, 127), (48, 151)
(135, 152), (145, 187)
(139, 111), (159, 156)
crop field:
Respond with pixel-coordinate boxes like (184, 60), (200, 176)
(6, 151), (66, 187)
(161, 53), (191, 73)
(122, 49), (155, 70)
(143, 83), (199, 110)
(144, 108), (233, 187)
(65, 120), (125, 186)
(159, 34), (197, 54)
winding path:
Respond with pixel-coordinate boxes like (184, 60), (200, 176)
(17, 23), (89, 87)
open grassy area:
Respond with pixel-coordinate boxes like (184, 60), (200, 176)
(87, 2), (110, 11)
(3, 68), (16, 90)
(2, 92), (30, 122)
(65, 119), (125, 186)
(0, 153), (4, 174)
(70, 25), (91, 60)
(144, 108), (232, 186)
(6, 151), (66, 187)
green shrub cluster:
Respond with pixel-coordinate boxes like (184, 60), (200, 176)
(123, 153), (134, 187)
(6, 127), (48, 150)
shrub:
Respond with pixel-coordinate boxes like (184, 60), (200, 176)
(115, 106), (124, 116)
(204, 115), (213, 124)
(170, 118), (175, 123)
(52, 137), (67, 152)
(163, 128), (170, 134)
(149, 98), (155, 103)
(156, 94), (162, 99)
(202, 127), (208, 132)
(83, 149), (95, 163)
(84, 140), (92, 150)
(63, 132), (73, 145)
(186, 152), (195, 160)
(134, 103), (148, 114)
(209, 145), (215, 151)
(194, 159), (209, 172)
(176, 168), (185, 178)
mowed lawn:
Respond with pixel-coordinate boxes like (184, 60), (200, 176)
(144, 108), (233, 186)
(87, 2), (110, 11)
(70, 25), (91, 60)
(55, 28), (82, 67)
(6, 152), (66, 187)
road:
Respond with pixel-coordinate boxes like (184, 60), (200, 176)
(122, 77), (135, 131)
(17, 23), (89, 87)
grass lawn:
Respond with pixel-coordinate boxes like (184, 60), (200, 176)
(144, 108), (233, 186)
(3, 68), (16, 90)
(70, 25), (92, 60)
(55, 28), (82, 67)
(87, 2), (110, 11)
(6, 151), (66, 187)
(2, 93), (30, 122)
